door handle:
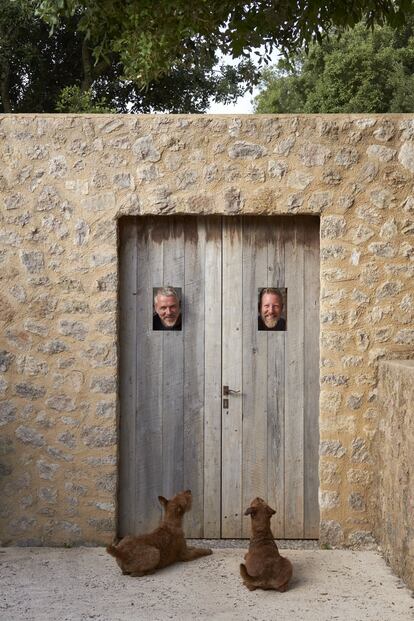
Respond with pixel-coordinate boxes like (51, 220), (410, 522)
(223, 385), (240, 396)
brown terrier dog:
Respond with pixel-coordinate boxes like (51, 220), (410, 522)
(240, 497), (293, 591)
(107, 490), (212, 576)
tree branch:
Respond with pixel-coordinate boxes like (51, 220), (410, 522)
(81, 37), (94, 90)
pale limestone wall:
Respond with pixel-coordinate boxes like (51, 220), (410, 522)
(374, 361), (414, 589)
(0, 114), (413, 546)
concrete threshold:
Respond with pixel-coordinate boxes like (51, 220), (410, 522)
(1, 546), (413, 621)
(187, 538), (320, 549)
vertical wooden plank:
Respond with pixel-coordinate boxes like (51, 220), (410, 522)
(222, 217), (243, 537)
(135, 217), (164, 531)
(241, 217), (268, 538)
(118, 219), (138, 536)
(183, 217), (205, 537)
(284, 217), (305, 538)
(267, 218), (286, 537)
(161, 218), (185, 499)
(304, 217), (320, 538)
(203, 217), (222, 538)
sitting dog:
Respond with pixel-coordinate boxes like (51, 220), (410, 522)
(240, 497), (293, 591)
(107, 489), (212, 576)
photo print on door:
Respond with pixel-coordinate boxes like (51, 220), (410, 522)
(152, 286), (182, 331)
(257, 287), (287, 331)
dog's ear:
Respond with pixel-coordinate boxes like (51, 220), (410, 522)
(158, 496), (168, 508)
(244, 507), (257, 516)
(266, 505), (276, 516)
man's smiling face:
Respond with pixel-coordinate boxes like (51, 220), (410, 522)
(154, 294), (180, 328)
(260, 292), (283, 329)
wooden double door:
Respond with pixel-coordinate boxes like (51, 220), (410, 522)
(119, 216), (319, 539)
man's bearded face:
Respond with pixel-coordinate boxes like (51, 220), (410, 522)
(260, 293), (283, 329)
(154, 295), (180, 328)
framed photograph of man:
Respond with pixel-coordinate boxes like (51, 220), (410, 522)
(258, 287), (287, 331)
(152, 286), (182, 331)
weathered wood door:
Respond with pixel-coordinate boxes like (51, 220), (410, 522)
(119, 216), (319, 539)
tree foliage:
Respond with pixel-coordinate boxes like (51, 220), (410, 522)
(55, 86), (116, 113)
(0, 1), (85, 112)
(33, 0), (414, 85)
(4, 1), (414, 113)
(254, 21), (414, 113)
(0, 0), (256, 113)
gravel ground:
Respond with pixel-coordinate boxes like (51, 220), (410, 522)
(1, 546), (413, 621)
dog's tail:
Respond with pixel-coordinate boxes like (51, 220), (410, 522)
(106, 544), (124, 560)
(239, 563), (250, 581)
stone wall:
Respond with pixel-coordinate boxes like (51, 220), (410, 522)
(0, 114), (413, 546)
(373, 361), (414, 589)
